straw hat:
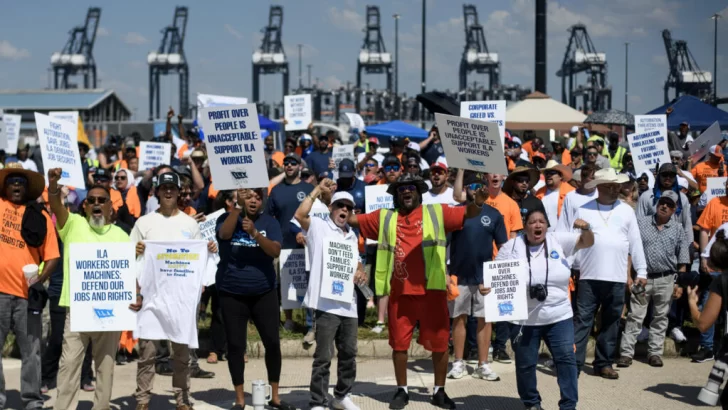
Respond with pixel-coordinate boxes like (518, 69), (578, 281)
(541, 160), (573, 182)
(503, 166), (540, 195)
(584, 168), (630, 190)
(0, 163), (46, 201)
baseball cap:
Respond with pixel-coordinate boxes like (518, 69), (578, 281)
(390, 136), (405, 146)
(669, 150), (683, 159)
(123, 138), (136, 150)
(382, 155), (401, 167)
(532, 152), (546, 161)
(93, 168), (111, 181)
(190, 149), (206, 159)
(284, 152), (301, 163)
(299, 133), (313, 142)
(338, 159), (356, 178)
(331, 191), (355, 208)
(156, 172), (181, 189)
(368, 136), (380, 145)
(510, 137), (523, 148)
(658, 163), (678, 175)
(300, 166), (313, 178)
(680, 121), (689, 127)
(709, 145), (724, 159)
(431, 161), (448, 172)
(407, 141), (421, 152)
(570, 126), (579, 134)
(658, 190), (679, 205)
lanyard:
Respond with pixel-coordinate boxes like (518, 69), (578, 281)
(523, 235), (549, 289)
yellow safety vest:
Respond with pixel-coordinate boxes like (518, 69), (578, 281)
(354, 139), (369, 153)
(608, 146), (627, 172)
(375, 204), (447, 296)
(86, 158), (99, 168)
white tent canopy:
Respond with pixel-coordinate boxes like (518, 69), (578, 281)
(506, 92), (587, 131)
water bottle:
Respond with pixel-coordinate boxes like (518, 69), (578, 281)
(251, 379), (272, 410)
(357, 282), (374, 299)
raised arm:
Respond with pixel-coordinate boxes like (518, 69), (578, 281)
(452, 168), (466, 204)
(294, 178), (334, 232)
(218, 206), (242, 241)
(465, 185), (488, 220)
(47, 168), (70, 229)
(572, 219), (595, 250)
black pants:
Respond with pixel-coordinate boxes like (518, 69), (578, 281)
(209, 285), (227, 356)
(220, 289), (282, 386)
(41, 296), (93, 386)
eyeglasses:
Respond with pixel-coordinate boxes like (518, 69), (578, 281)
(513, 176), (531, 184)
(283, 159), (299, 166)
(467, 183), (483, 191)
(384, 165), (401, 173)
(586, 152), (598, 157)
(397, 184), (417, 193)
(114, 175), (127, 181)
(86, 196), (108, 205)
(334, 202), (353, 211)
(6, 176), (27, 186)
(544, 170), (560, 177)
(365, 163), (377, 168)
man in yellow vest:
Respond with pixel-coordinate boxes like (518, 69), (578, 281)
(349, 174), (488, 409)
(606, 132), (627, 172)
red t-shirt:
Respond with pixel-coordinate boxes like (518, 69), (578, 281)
(358, 205), (466, 297)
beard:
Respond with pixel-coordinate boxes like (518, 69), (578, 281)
(89, 215), (106, 229)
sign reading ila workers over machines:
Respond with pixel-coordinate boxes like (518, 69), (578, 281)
(435, 113), (507, 175)
(483, 259), (528, 322)
(320, 239), (358, 303)
(198, 103), (268, 190)
(69, 242), (137, 332)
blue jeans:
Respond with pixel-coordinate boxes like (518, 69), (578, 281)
(510, 318), (578, 410)
(699, 271), (721, 350)
(573, 280), (625, 371)
(492, 321), (511, 351)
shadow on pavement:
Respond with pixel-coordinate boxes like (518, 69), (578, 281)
(644, 383), (704, 407)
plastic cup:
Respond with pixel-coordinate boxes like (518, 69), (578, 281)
(23, 264), (39, 280)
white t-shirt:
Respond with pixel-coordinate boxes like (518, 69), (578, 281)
(702, 222), (728, 259)
(422, 187), (457, 205)
(541, 189), (560, 232)
(496, 232), (580, 326)
(302, 216), (359, 318)
(556, 189), (598, 269)
(19, 159), (38, 172)
(574, 199), (647, 282)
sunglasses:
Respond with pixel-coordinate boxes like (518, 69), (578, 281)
(334, 202), (353, 211)
(283, 159), (299, 166)
(114, 175), (127, 181)
(365, 163), (378, 168)
(301, 172), (312, 179)
(431, 169), (446, 176)
(671, 157), (682, 161)
(397, 184), (417, 193)
(544, 170), (560, 177)
(637, 177), (648, 182)
(384, 165), (401, 173)
(467, 183), (483, 191)
(513, 176), (531, 184)
(658, 200), (676, 209)
(96, 177), (110, 183)
(660, 173), (677, 179)
(407, 163), (419, 168)
(86, 196), (108, 205)
(6, 176), (27, 186)
(586, 152), (598, 156)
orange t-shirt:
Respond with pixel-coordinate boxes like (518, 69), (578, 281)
(522, 141), (536, 160)
(357, 205), (466, 297)
(270, 151), (285, 167)
(486, 192), (524, 236)
(182, 206), (196, 216)
(111, 186), (141, 218)
(691, 162), (727, 193)
(0, 198), (60, 298)
(697, 196), (728, 237)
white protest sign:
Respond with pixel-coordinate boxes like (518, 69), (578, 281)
(198, 104), (268, 190)
(690, 122), (723, 163)
(345, 113), (366, 131)
(627, 130), (671, 174)
(279, 249), (307, 309)
(365, 184), (392, 213)
(320, 238), (358, 303)
(460, 100), (506, 145)
(69, 242), (137, 332)
(139, 141), (171, 171)
(435, 113), (507, 175)
(332, 144), (355, 168)
(3, 114), (21, 154)
(483, 259), (528, 322)
(196, 93), (248, 120)
(199, 208), (225, 266)
(284, 94), (312, 131)
(34, 113), (84, 187)
(0, 109), (5, 151)
(634, 114), (667, 135)
(48, 111), (79, 126)
(705, 177), (728, 204)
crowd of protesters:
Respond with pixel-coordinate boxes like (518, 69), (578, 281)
(0, 107), (728, 410)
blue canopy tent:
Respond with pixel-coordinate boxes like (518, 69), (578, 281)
(646, 96), (728, 130)
(365, 120), (428, 139)
(257, 114), (281, 131)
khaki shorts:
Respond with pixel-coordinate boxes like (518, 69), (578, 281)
(448, 284), (485, 319)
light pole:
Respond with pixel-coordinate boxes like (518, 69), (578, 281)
(712, 13), (721, 104)
(393, 13), (400, 95)
(624, 42), (629, 112)
(421, 0), (426, 126)
(298, 44), (303, 89)
(307, 64), (312, 88)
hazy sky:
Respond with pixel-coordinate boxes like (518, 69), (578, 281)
(1, 0), (726, 120)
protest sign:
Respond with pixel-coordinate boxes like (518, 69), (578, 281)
(69, 242), (137, 332)
(365, 184), (392, 213)
(627, 130), (671, 174)
(198, 208), (225, 265)
(279, 249), (308, 309)
(634, 114), (667, 135)
(139, 141), (171, 170)
(435, 113), (507, 175)
(332, 144), (355, 180)
(483, 259), (528, 322)
(48, 111), (79, 126)
(0, 110), (4, 151)
(34, 113), (84, 188)
(460, 100), (506, 145)
(320, 239), (357, 303)
(198, 104), (268, 190)
(690, 122), (723, 163)
(284, 94), (312, 131)
(196, 93), (248, 117)
(3, 113), (20, 154)
(345, 113), (366, 131)
(705, 177), (728, 204)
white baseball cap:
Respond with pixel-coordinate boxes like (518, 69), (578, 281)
(331, 191), (355, 207)
(407, 141), (421, 152)
(570, 126), (579, 134)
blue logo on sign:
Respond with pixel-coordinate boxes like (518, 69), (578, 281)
(467, 159), (485, 167)
(231, 171), (248, 181)
(498, 301), (514, 316)
(61, 171), (70, 178)
(550, 250), (559, 259)
(93, 308), (114, 319)
(332, 280), (345, 296)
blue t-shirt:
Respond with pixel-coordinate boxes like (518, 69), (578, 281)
(48, 235), (64, 297)
(421, 140), (444, 165)
(449, 204), (508, 285)
(267, 181), (314, 249)
(216, 213), (282, 296)
(306, 150), (333, 178)
(338, 177), (366, 213)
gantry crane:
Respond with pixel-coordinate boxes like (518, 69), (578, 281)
(50, 7), (101, 89)
(148, 6), (189, 120)
(252, 5), (289, 103)
(662, 29), (713, 104)
(459, 4), (499, 97)
(556, 24), (611, 112)
(356, 6), (392, 113)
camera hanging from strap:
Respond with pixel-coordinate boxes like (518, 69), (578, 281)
(523, 235), (549, 290)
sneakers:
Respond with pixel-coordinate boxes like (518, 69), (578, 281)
(332, 395), (361, 410)
(465, 349), (479, 365)
(447, 360), (467, 379)
(525, 405), (543, 410)
(637, 327), (649, 342)
(389, 388), (409, 409)
(472, 363), (500, 381)
(670, 327), (687, 343)
(544, 359), (555, 369)
(303, 329), (316, 348)
(692, 348), (715, 363)
(283, 319), (295, 332)
(371, 321), (385, 334)
(492, 349), (512, 364)
(431, 388), (456, 409)
(190, 367), (215, 379)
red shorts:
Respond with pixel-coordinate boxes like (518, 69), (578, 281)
(388, 291), (449, 352)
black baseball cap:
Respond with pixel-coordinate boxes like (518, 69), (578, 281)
(338, 159), (356, 178)
(658, 163), (678, 175)
(382, 155), (401, 167)
(94, 168), (111, 181)
(156, 172), (181, 189)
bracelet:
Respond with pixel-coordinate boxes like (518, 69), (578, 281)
(136, 293), (143, 300)
(306, 194), (316, 202)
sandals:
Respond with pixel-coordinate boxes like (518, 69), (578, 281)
(207, 352), (218, 364)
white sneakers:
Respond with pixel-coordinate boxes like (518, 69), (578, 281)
(670, 327), (687, 343)
(332, 395), (361, 410)
(447, 360), (467, 379)
(473, 363), (500, 381)
(371, 322), (385, 334)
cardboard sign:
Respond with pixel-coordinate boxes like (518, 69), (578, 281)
(284, 94), (312, 131)
(138, 141), (171, 171)
(279, 249), (307, 309)
(435, 113), (507, 175)
(627, 130), (671, 174)
(69, 242), (137, 332)
(483, 259), (528, 322)
(365, 184), (393, 213)
(345, 113), (366, 131)
(34, 112), (85, 188)
(705, 177), (728, 204)
(198, 104), (268, 190)
(690, 122), (723, 163)
(3, 113), (21, 154)
(319, 239), (357, 303)
(460, 100), (506, 145)
(634, 114), (667, 136)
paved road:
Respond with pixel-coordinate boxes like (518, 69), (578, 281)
(2, 356), (716, 409)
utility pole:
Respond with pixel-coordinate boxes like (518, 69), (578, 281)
(624, 42), (629, 112)
(298, 44), (303, 89)
(307, 64), (312, 88)
(393, 13), (400, 95)
(421, 0), (426, 126)
(712, 13), (721, 104)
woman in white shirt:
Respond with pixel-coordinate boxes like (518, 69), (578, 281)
(489, 209), (594, 410)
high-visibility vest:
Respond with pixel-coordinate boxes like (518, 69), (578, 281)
(85, 158), (99, 168)
(608, 146), (627, 172)
(374, 204), (447, 296)
(354, 139), (369, 153)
